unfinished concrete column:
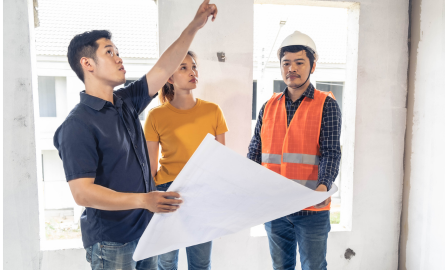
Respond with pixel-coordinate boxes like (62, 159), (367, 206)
(3, 0), (41, 269)
(399, 0), (445, 269)
(158, 0), (254, 156)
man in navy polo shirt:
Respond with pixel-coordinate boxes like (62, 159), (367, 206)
(53, 1), (218, 269)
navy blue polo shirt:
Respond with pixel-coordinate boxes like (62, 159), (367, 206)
(54, 75), (157, 248)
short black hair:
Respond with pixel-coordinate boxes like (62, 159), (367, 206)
(67, 30), (112, 83)
(279, 45), (315, 67)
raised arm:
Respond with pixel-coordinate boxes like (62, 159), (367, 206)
(146, 0), (218, 97)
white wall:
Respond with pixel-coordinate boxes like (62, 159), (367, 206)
(158, 0), (254, 157)
(326, 0), (408, 267)
(399, 0), (445, 269)
(3, 0), (41, 269)
(40, 249), (89, 270)
(42, 150), (77, 209)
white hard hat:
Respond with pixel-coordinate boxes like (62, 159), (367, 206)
(277, 31), (319, 62)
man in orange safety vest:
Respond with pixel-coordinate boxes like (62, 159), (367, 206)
(247, 31), (342, 270)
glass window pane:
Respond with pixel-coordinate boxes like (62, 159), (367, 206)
(316, 81), (344, 112)
(38, 76), (57, 117)
(273, 80), (287, 93)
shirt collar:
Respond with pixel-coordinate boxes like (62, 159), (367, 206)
(278, 83), (315, 101)
(80, 91), (123, 111)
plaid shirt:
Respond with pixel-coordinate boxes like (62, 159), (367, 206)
(247, 83), (342, 215)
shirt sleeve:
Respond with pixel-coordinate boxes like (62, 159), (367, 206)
(144, 110), (160, 142)
(215, 105), (229, 135)
(114, 75), (157, 115)
(53, 119), (98, 181)
(247, 101), (267, 164)
(317, 96), (342, 190)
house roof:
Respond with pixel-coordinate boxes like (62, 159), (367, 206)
(254, 4), (347, 64)
(35, 0), (158, 58)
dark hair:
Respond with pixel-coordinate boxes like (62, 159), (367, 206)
(67, 30), (112, 83)
(279, 45), (315, 67)
(160, 51), (198, 104)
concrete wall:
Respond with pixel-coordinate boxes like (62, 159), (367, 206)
(399, 0), (445, 269)
(158, 0), (254, 156)
(322, 0), (408, 268)
(3, 0), (41, 269)
(40, 249), (89, 270)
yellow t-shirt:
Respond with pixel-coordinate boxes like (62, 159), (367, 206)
(144, 98), (228, 186)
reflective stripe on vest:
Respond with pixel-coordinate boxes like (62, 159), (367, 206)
(283, 153), (319, 165)
(262, 153), (281, 164)
(260, 89), (335, 211)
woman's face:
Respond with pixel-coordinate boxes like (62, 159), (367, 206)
(168, 55), (198, 91)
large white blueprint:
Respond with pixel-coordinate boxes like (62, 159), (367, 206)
(133, 134), (337, 261)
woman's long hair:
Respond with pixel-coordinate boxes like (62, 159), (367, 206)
(159, 51), (197, 104)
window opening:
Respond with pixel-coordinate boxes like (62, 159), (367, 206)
(317, 81), (344, 112)
(273, 80), (287, 93)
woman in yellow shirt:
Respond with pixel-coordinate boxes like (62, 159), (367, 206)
(144, 51), (228, 270)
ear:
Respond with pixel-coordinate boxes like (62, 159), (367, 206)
(311, 62), (317, 74)
(80, 57), (95, 74)
(167, 76), (174, 85)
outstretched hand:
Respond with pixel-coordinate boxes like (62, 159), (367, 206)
(190, 0), (218, 30)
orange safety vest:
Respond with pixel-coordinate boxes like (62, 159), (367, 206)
(261, 89), (335, 211)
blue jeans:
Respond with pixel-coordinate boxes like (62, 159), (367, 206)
(157, 182), (212, 270)
(264, 211), (331, 270)
(157, 242), (212, 270)
(85, 238), (157, 270)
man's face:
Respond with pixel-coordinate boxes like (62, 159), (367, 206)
(88, 38), (126, 87)
(280, 50), (315, 89)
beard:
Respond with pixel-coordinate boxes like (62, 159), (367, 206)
(285, 72), (311, 89)
(286, 78), (305, 89)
